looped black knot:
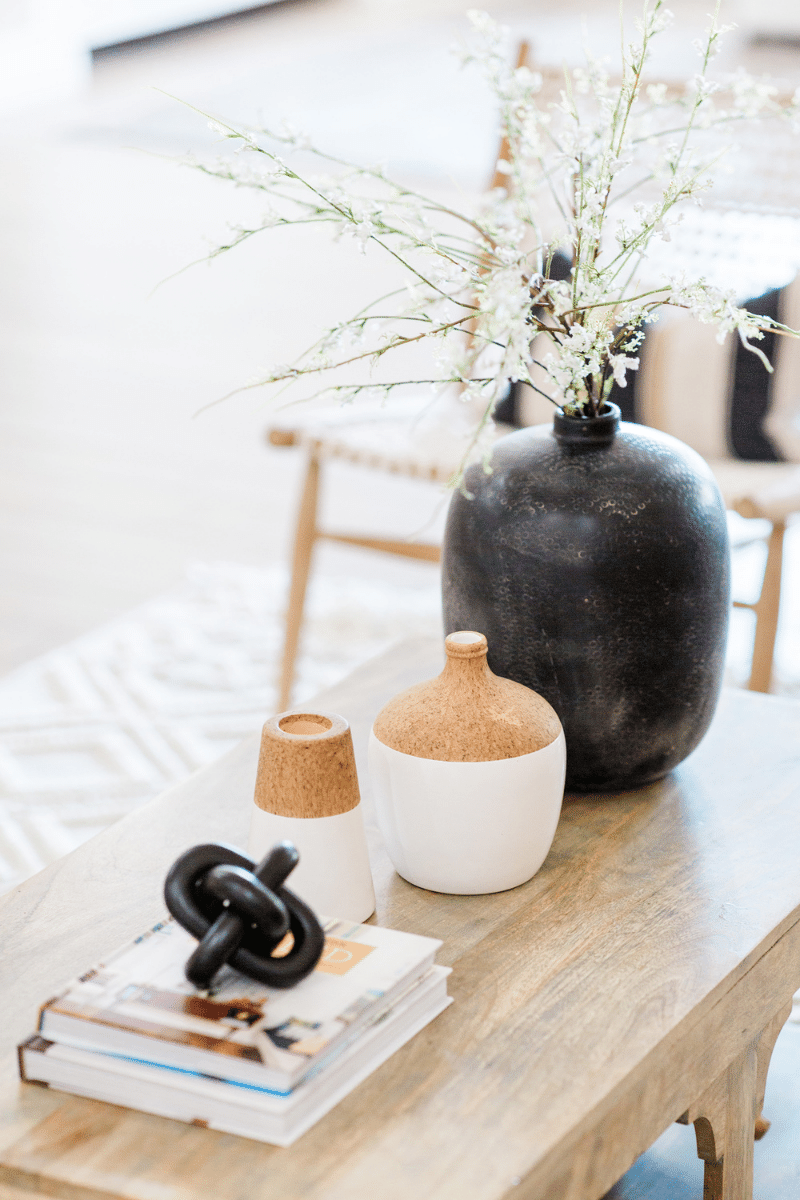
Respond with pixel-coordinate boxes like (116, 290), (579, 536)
(164, 841), (325, 989)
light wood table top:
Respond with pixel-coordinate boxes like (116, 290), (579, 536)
(2, 637), (800, 1200)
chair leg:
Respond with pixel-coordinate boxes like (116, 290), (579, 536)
(277, 450), (321, 711)
(747, 520), (786, 694)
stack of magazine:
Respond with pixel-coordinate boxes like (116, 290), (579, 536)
(19, 916), (451, 1146)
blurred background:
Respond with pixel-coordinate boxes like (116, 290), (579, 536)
(2, 0), (800, 676)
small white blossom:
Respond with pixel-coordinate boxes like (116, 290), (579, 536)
(646, 82), (668, 106)
(280, 121), (312, 149)
(729, 68), (779, 117)
(609, 355), (640, 386)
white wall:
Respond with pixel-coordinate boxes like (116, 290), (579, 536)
(0, 1), (277, 112)
(82, 0), (278, 47)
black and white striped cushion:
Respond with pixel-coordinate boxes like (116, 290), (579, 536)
(609, 286), (787, 462)
(500, 273), (800, 467)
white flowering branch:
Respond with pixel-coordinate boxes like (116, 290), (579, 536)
(178, 2), (800, 448)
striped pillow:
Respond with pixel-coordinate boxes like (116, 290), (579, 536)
(500, 273), (800, 465)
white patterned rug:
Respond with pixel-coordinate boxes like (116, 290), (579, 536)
(0, 531), (798, 896)
(0, 562), (442, 895)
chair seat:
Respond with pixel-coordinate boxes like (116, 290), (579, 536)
(708, 460), (800, 522)
(269, 405), (800, 521)
(268, 398), (515, 484)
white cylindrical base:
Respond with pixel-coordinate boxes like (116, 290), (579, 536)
(368, 730), (566, 895)
(248, 805), (376, 923)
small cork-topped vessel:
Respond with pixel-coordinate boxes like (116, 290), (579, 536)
(248, 710), (375, 922)
(369, 632), (566, 895)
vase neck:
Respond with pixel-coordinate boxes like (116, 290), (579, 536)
(442, 630), (492, 685)
(553, 403), (620, 448)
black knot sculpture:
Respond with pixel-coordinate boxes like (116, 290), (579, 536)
(164, 841), (325, 989)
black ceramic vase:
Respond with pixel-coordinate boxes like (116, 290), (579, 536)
(442, 403), (731, 792)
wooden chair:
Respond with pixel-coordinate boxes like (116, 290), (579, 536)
(268, 51), (800, 707)
(514, 252), (800, 695)
(267, 396), (514, 709)
(267, 40), (533, 709)
(268, 343), (800, 706)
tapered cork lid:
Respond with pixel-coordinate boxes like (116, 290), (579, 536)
(372, 631), (562, 762)
(254, 711), (361, 819)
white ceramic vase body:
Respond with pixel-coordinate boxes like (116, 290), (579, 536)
(249, 710), (375, 924)
(368, 728), (566, 894)
(248, 806), (375, 924)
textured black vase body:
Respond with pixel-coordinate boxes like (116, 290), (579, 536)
(442, 407), (731, 792)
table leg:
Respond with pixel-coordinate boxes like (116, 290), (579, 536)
(695, 1042), (757, 1200)
(753, 1002), (792, 1138)
(688, 1002), (792, 1200)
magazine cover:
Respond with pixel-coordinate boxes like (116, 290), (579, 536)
(40, 917), (441, 1086)
(22, 966), (453, 1146)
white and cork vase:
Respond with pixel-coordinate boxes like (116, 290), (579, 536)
(368, 631), (566, 895)
(248, 711), (376, 923)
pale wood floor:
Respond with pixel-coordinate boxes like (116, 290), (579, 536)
(1, 3), (799, 1194)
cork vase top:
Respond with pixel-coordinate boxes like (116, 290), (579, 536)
(372, 632), (562, 762)
(254, 710), (361, 819)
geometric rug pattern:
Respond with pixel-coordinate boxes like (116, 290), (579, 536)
(1, 526), (798, 897)
(0, 562), (443, 895)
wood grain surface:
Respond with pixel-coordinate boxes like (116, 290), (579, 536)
(1, 637), (800, 1200)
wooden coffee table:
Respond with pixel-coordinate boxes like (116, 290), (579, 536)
(1, 637), (800, 1200)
